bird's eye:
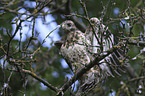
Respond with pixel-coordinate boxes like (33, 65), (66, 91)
(67, 23), (72, 27)
(90, 20), (95, 23)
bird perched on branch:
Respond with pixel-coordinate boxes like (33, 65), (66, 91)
(85, 17), (125, 76)
(55, 20), (99, 84)
(55, 18), (125, 94)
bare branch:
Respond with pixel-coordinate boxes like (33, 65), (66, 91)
(128, 40), (145, 47)
(22, 69), (59, 93)
(58, 45), (121, 94)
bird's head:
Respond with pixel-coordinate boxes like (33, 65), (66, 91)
(90, 17), (100, 25)
(61, 20), (76, 33)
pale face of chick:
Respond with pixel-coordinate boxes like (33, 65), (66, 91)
(62, 20), (76, 33)
(90, 17), (100, 26)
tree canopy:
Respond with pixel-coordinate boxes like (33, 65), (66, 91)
(0, 0), (144, 96)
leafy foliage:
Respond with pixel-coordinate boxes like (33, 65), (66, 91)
(0, 0), (144, 96)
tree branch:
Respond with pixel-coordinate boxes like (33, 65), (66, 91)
(48, 0), (86, 32)
(57, 45), (120, 94)
(128, 40), (145, 47)
(22, 69), (59, 93)
(8, 68), (60, 93)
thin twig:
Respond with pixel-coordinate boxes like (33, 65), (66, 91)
(8, 68), (60, 93)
